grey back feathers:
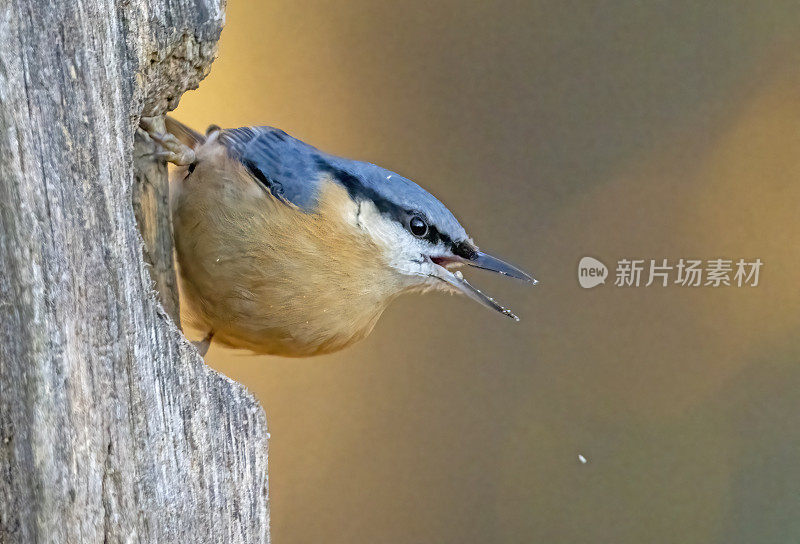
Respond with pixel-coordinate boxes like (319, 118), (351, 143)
(220, 126), (322, 211)
(218, 125), (469, 247)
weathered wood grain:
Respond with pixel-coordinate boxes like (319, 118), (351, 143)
(0, 0), (270, 542)
(133, 133), (181, 326)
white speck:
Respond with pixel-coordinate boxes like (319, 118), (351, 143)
(386, 175), (392, 180)
(578, 454), (588, 464)
(454, 271), (464, 280)
(215, 257), (220, 263)
(266, 433), (271, 439)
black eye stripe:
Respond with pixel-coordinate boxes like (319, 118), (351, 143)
(316, 157), (460, 250)
(453, 240), (477, 259)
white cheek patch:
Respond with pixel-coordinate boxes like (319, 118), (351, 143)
(354, 200), (445, 279)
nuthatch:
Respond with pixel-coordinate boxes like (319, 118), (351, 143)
(140, 117), (536, 357)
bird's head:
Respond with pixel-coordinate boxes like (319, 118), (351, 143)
(318, 158), (537, 320)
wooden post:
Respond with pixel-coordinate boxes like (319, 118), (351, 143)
(0, 0), (270, 541)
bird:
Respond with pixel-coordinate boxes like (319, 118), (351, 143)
(138, 116), (536, 357)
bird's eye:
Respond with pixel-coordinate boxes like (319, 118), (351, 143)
(409, 216), (428, 237)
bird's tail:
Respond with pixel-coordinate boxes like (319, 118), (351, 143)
(165, 116), (205, 148)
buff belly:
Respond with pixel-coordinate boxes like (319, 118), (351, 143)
(171, 141), (402, 357)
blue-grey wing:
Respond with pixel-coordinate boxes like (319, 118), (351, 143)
(219, 126), (325, 211)
(217, 125), (469, 245)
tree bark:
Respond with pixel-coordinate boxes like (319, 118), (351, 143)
(0, 0), (270, 542)
(133, 132), (181, 326)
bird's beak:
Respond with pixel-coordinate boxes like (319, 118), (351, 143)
(429, 251), (536, 321)
(465, 251), (537, 284)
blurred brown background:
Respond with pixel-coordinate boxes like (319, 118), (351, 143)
(175, 1), (800, 542)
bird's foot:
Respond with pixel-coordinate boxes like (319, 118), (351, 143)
(192, 331), (214, 358)
(139, 116), (196, 166)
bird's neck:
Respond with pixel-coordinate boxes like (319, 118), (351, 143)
(254, 181), (405, 355)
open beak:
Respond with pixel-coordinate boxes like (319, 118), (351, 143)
(429, 251), (536, 321)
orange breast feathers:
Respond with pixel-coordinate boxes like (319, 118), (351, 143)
(171, 142), (404, 357)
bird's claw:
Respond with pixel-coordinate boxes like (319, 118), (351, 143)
(139, 116), (196, 166)
(192, 331), (214, 358)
